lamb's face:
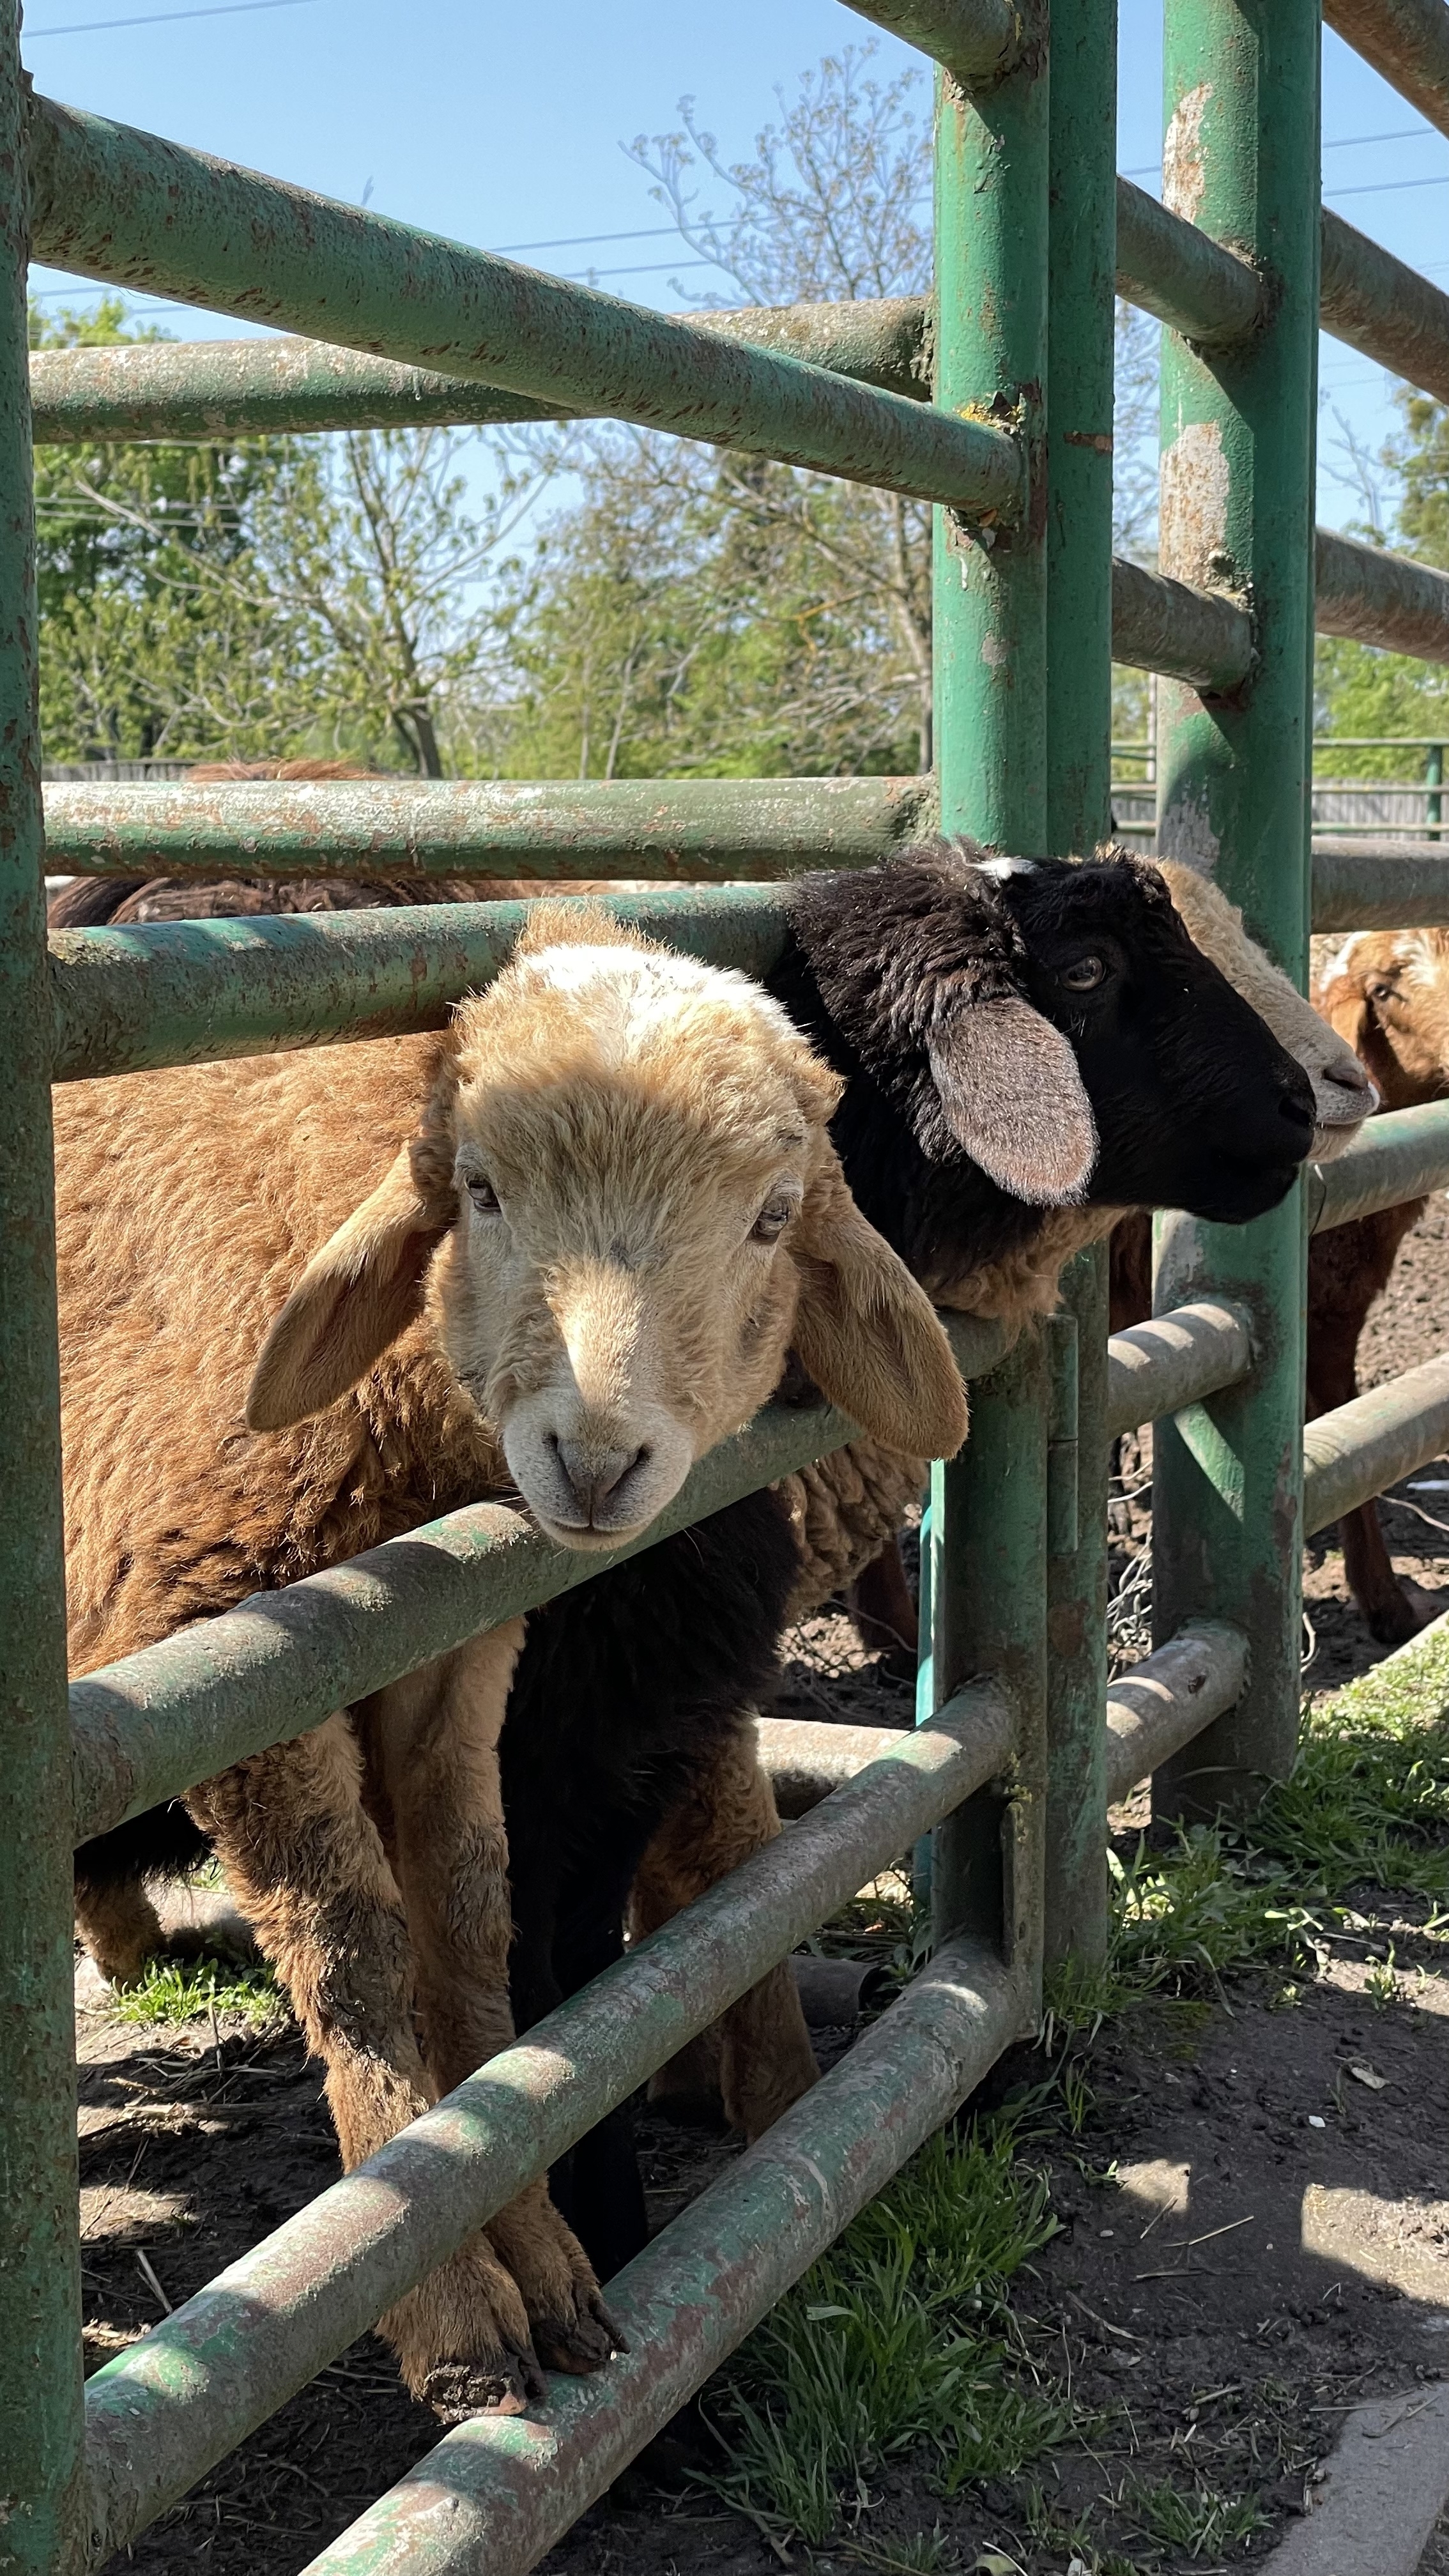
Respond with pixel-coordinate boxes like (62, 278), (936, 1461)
(1315, 930), (1449, 1114)
(432, 940), (839, 1548)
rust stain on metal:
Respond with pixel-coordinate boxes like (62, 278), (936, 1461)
(1163, 81), (1212, 225)
(1160, 418), (1232, 590)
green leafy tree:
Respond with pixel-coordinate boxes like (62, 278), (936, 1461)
(1314, 394), (1449, 778)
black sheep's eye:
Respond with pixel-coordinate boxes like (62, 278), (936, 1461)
(1059, 953), (1107, 993)
(465, 1174), (500, 1213)
(751, 1196), (793, 1243)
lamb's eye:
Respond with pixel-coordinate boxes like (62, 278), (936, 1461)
(465, 1174), (500, 1213)
(1059, 953), (1107, 993)
(1369, 980), (1396, 1005)
(751, 1196), (793, 1243)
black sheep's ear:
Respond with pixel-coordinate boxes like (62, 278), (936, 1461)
(926, 992), (1099, 1205)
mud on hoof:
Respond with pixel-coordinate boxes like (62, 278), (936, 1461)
(418, 2348), (546, 2424)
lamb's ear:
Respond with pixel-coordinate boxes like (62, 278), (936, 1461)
(788, 1142), (968, 1460)
(927, 993), (1098, 1205)
(245, 1144), (453, 1432)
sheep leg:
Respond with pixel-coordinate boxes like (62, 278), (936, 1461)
(362, 1635), (615, 2380)
(848, 1537), (919, 1665)
(72, 1872), (172, 1986)
(1308, 1308), (1438, 1646)
(188, 1705), (549, 2421)
(631, 1722), (818, 2143)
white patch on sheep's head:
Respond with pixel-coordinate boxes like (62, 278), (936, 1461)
(245, 908), (967, 1551)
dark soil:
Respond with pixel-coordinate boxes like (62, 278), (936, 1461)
(78, 1196), (1449, 2573)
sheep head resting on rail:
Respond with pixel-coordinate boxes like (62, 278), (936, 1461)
(63, 905), (967, 2418)
(243, 904), (967, 1538)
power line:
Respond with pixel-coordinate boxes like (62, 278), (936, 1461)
(1324, 173), (1449, 199)
(26, 0), (321, 34)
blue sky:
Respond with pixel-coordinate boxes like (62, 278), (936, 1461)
(22, 0), (1449, 533)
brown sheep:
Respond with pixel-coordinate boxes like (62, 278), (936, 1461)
(1111, 922), (1441, 1645)
(61, 903), (963, 2414)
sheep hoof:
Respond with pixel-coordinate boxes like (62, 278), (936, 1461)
(419, 2349), (546, 2423)
(533, 2288), (625, 2376)
(1365, 1580), (1441, 1644)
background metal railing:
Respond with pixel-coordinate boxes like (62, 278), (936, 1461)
(8, 1), (1449, 2570)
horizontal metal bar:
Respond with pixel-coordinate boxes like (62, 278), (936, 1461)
(1308, 1100), (1449, 1231)
(1105, 1300), (1254, 1441)
(27, 300), (932, 441)
(1322, 0), (1449, 142)
(1315, 528), (1449, 666)
(82, 1687), (1015, 2566)
(1110, 555), (1254, 691)
(1312, 845), (1449, 930)
(1114, 174), (1262, 345)
(1320, 207), (1449, 410)
(835, 0), (1023, 81)
(1103, 1620), (1248, 1807)
(49, 889), (793, 1081)
(297, 1933), (1025, 2576)
(42, 776), (933, 882)
(73, 1308), (1007, 1847)
(24, 92), (1022, 518)
(755, 1715), (909, 1816)
(1303, 1349), (1449, 1536)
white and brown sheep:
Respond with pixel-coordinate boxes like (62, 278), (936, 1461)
(63, 903), (964, 2411)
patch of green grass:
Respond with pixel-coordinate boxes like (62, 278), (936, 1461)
(108, 1952), (285, 2033)
(1121, 2472), (1265, 2558)
(701, 2119), (1074, 2544)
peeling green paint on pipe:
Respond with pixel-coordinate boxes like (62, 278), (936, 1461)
(295, 1937), (1025, 2576)
(1307, 1100), (1449, 1232)
(1320, 208), (1449, 410)
(1111, 554), (1253, 689)
(1115, 173), (1262, 345)
(1314, 847), (1449, 929)
(0, 8), (88, 2564)
(1105, 1300), (1255, 1441)
(1303, 1351), (1449, 1536)
(1152, 0), (1319, 1824)
(1315, 526), (1449, 665)
(1103, 1621), (1249, 1807)
(42, 774), (935, 880)
(23, 91), (1023, 518)
(82, 1695), (1013, 2566)
(27, 299), (933, 440)
(1322, 0), (1449, 141)
(838, 0), (1024, 83)
(48, 889), (792, 1080)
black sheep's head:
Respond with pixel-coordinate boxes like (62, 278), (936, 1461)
(791, 842), (1317, 1227)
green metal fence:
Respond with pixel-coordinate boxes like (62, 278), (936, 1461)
(9, 1), (1449, 2567)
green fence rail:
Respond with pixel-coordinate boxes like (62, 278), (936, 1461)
(8, 0), (1449, 2569)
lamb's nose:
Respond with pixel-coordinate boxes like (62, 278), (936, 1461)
(553, 1436), (647, 1522)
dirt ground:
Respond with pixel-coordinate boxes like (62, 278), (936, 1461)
(77, 1195), (1449, 2575)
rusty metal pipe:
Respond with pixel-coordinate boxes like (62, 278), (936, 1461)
(1307, 1100), (1449, 1232)
(295, 1935), (1025, 2576)
(836, 0), (1024, 80)
(1323, 0), (1449, 139)
(1110, 556), (1254, 690)
(1103, 1621), (1248, 1806)
(755, 1715), (910, 1816)
(1320, 208), (1449, 409)
(41, 775), (934, 883)
(1314, 847), (1449, 930)
(1303, 1350), (1449, 1536)
(22, 91), (1022, 519)
(1105, 1300), (1255, 1441)
(1115, 174), (1262, 344)
(27, 300), (933, 440)
(81, 1688), (1014, 2566)
(1315, 528), (1449, 665)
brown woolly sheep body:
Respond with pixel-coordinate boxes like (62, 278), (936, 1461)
(61, 905), (963, 2411)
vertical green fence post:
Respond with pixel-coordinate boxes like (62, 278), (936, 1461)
(0, 5), (87, 2567)
(1041, 0), (1117, 1971)
(930, 6), (1050, 2004)
(1151, 0), (1321, 1818)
